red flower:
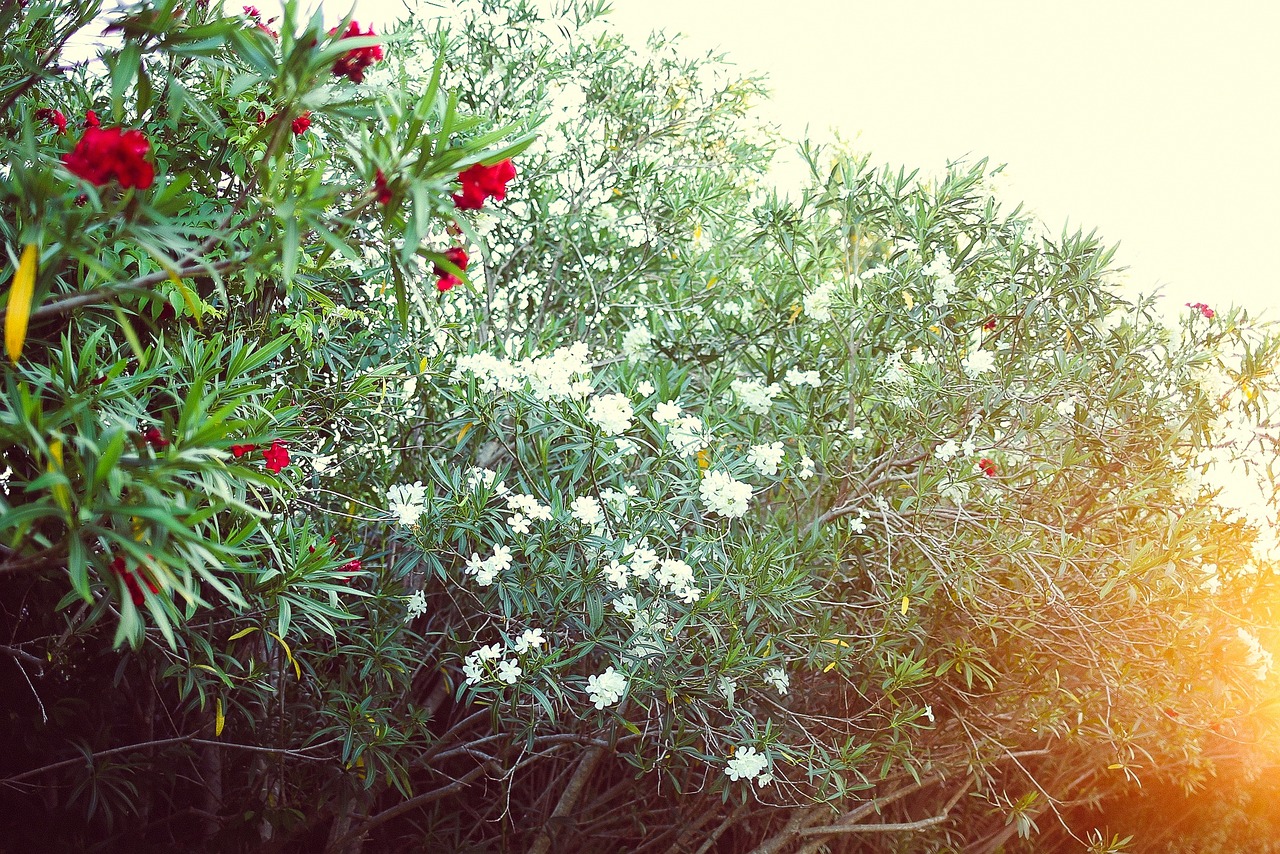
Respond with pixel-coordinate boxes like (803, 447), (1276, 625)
(291, 111), (311, 135)
(452, 159), (516, 210)
(243, 5), (278, 38)
(142, 425), (169, 450)
(374, 168), (392, 204)
(1186, 302), (1215, 319)
(978, 458), (997, 477)
(230, 443), (257, 458)
(330, 21), (383, 83)
(63, 126), (155, 190)
(35, 107), (67, 134)
(341, 558), (361, 574)
(433, 246), (469, 292)
(263, 440), (290, 474)
(982, 316), (997, 331)
(84, 110), (100, 128)
(109, 555), (159, 606)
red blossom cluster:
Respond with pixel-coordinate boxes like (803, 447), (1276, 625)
(35, 107), (67, 134)
(978, 458), (997, 477)
(330, 21), (383, 83)
(452, 159), (516, 210)
(110, 555), (160, 606)
(141, 424), (169, 450)
(374, 168), (392, 204)
(982, 316), (997, 331)
(291, 111), (312, 135)
(433, 246), (469, 292)
(1186, 302), (1215, 319)
(243, 5), (278, 38)
(229, 439), (290, 473)
(63, 123), (155, 190)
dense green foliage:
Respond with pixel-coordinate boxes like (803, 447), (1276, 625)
(3, 1), (1280, 851)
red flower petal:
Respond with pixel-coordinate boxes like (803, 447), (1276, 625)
(263, 440), (290, 474)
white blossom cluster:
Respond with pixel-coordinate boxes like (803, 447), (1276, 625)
(764, 667), (789, 695)
(404, 589), (427, 620)
(453, 342), (593, 401)
(465, 544), (512, 587)
(387, 481), (428, 526)
(463, 626), (548, 687)
(962, 349), (997, 378)
(747, 442), (785, 477)
(924, 250), (958, 307)
(700, 470), (752, 518)
(621, 325), (654, 360)
(587, 392), (635, 435)
(803, 280), (836, 321)
(505, 491), (554, 535)
(586, 666), (627, 709)
(730, 378), (781, 415)
(724, 746), (771, 786)
(784, 368), (820, 387)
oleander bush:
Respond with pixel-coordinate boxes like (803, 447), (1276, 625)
(2, 1), (1280, 852)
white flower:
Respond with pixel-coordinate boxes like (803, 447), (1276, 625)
(848, 513), (868, 534)
(466, 467), (498, 490)
(604, 559), (630, 589)
(497, 658), (523, 684)
(747, 442), (785, 477)
(764, 667), (789, 695)
(636, 380), (655, 396)
(725, 746), (769, 783)
(463, 654), (485, 685)
(657, 558), (695, 592)
(621, 326), (654, 360)
(625, 542), (660, 580)
(615, 438), (637, 456)
(962, 349), (997, 377)
(667, 415), (706, 455)
(387, 481), (428, 526)
(923, 704), (935, 723)
(600, 487), (632, 511)
(730, 378), (781, 415)
(570, 495), (603, 527)
(488, 545), (512, 573)
(850, 426), (866, 441)
(654, 401), (682, 424)
(507, 492), (553, 521)
(935, 439), (959, 462)
(700, 470), (753, 518)
(509, 513), (531, 535)
(586, 666), (627, 709)
(784, 368), (821, 387)
(587, 393), (635, 435)
(477, 643), (504, 662)
(514, 628), (546, 653)
(405, 590), (427, 620)
(803, 281), (836, 321)
(797, 454), (815, 480)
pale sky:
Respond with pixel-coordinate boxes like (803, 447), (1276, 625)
(185, 1), (1280, 316)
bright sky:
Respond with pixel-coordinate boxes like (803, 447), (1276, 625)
(600, 0), (1280, 319)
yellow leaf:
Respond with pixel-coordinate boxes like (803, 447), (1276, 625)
(822, 638), (850, 648)
(901, 596), (910, 616)
(47, 440), (71, 513)
(458, 421), (475, 442)
(901, 290), (915, 310)
(419, 356), (429, 374)
(1107, 763), (1125, 770)
(929, 324), (941, 335)
(823, 662), (838, 672)
(268, 631), (302, 680)
(693, 223), (702, 241)
(1243, 381), (1257, 401)
(696, 448), (710, 469)
(706, 276), (719, 290)
(228, 626), (259, 641)
(788, 303), (802, 325)
(5, 243), (37, 363)
(612, 187), (622, 196)
(215, 697), (225, 736)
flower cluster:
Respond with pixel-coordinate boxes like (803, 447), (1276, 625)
(404, 589), (427, 619)
(803, 280), (836, 321)
(700, 470), (752, 518)
(330, 21), (383, 83)
(725, 746), (771, 786)
(453, 159), (517, 210)
(962, 349), (996, 378)
(433, 246), (469, 292)
(505, 491), (554, 535)
(63, 125), (155, 190)
(454, 343), (593, 401)
(586, 392), (634, 435)
(747, 441), (784, 477)
(924, 250), (958, 307)
(227, 439), (289, 473)
(35, 107), (66, 134)
(586, 666), (627, 709)
(465, 544), (512, 586)
(730, 378), (780, 415)
(1186, 301), (1215, 319)
(388, 481), (428, 526)
(109, 555), (159, 606)
(764, 667), (789, 695)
